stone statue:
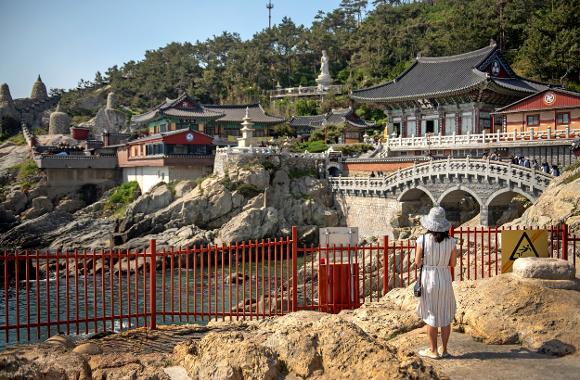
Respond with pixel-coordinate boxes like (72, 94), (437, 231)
(316, 51), (332, 90)
(320, 50), (330, 77)
(92, 92), (127, 138)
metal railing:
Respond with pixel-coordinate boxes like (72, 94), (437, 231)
(381, 128), (580, 153)
(0, 225), (576, 347)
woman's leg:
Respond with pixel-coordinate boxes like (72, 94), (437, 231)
(426, 324), (438, 352)
(441, 325), (451, 351)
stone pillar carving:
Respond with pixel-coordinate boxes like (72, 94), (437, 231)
(479, 204), (489, 226)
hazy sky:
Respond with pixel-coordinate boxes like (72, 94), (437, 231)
(0, 0), (343, 99)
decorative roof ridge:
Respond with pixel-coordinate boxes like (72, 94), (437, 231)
(160, 93), (190, 110)
(417, 45), (496, 64)
(128, 127), (214, 144)
(205, 103), (261, 109)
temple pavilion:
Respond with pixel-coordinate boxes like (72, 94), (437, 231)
(132, 94), (224, 135)
(204, 103), (285, 138)
(351, 41), (551, 138)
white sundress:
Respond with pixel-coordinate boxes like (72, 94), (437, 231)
(416, 234), (457, 328)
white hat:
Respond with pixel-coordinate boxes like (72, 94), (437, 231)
(420, 206), (451, 232)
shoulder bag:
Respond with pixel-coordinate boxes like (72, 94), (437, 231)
(413, 234), (425, 297)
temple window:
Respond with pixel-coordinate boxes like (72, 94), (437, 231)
(445, 114), (456, 135)
(461, 112), (473, 134)
(526, 114), (540, 126)
(556, 112), (570, 125)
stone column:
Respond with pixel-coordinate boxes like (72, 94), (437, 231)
(479, 204), (489, 226)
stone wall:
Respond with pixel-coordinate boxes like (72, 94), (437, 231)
(334, 194), (402, 239)
(214, 151), (325, 176)
(343, 161), (415, 176)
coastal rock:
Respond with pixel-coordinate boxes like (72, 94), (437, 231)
(513, 257), (574, 280)
(0, 344), (92, 379)
(0, 210), (74, 248)
(46, 334), (75, 349)
(22, 195), (53, 220)
(56, 198), (86, 214)
(177, 311), (439, 379)
(0, 190), (27, 214)
(215, 207), (279, 244)
(174, 180), (195, 198)
(508, 164), (580, 233)
(73, 342), (103, 355)
(88, 353), (170, 379)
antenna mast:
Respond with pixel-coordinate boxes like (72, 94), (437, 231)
(267, 1), (274, 29)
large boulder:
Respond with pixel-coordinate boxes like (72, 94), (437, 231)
(508, 164), (580, 233)
(513, 257), (575, 281)
(21, 196), (54, 220)
(1, 190), (28, 214)
(215, 207), (279, 244)
(0, 210), (74, 248)
(174, 180), (195, 198)
(176, 311), (439, 379)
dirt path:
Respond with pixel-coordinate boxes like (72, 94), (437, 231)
(391, 329), (580, 380)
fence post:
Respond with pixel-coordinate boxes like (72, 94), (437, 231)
(291, 226), (298, 312)
(449, 227), (455, 281)
(149, 239), (157, 330)
(383, 235), (389, 295)
(561, 223), (569, 261)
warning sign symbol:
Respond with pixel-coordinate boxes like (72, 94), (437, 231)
(509, 232), (539, 260)
(501, 230), (548, 273)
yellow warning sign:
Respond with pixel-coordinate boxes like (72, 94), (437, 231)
(501, 230), (549, 273)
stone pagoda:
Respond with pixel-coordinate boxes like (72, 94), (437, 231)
(48, 103), (71, 135)
(237, 107), (255, 148)
(30, 75), (48, 101)
(0, 83), (19, 120)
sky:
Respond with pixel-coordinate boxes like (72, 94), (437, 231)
(0, 0), (343, 99)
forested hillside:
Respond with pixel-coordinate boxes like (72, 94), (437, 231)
(59, 0), (579, 114)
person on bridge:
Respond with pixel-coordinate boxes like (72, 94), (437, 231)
(415, 206), (457, 359)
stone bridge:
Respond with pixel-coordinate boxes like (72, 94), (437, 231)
(328, 158), (553, 226)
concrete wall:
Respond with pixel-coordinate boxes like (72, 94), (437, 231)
(334, 194), (401, 239)
(124, 167), (169, 193)
(124, 165), (213, 193)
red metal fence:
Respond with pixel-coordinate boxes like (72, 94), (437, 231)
(0, 225), (577, 347)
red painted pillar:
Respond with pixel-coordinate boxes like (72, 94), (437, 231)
(149, 239), (157, 329)
(291, 226), (298, 312)
(456, 113), (462, 135)
(416, 115), (421, 137)
(561, 223), (569, 261)
(383, 236), (389, 294)
(440, 114), (446, 136)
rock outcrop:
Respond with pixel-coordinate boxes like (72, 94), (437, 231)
(177, 312), (439, 379)
(92, 92), (127, 137)
(509, 163), (580, 233)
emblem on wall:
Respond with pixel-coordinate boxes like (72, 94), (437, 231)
(543, 92), (556, 105)
(186, 132), (194, 142)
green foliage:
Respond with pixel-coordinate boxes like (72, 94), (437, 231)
(104, 182), (140, 215)
(336, 143), (373, 156)
(271, 123), (296, 138)
(290, 140), (328, 153)
(288, 167), (317, 179)
(563, 160), (580, 173)
(261, 160), (278, 171)
(5, 134), (26, 146)
(309, 124), (345, 144)
(221, 174), (261, 198)
(12, 160), (40, 181)
(295, 99), (319, 116)
(55, 1), (579, 112)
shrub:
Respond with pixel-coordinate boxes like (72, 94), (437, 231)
(237, 183), (260, 198)
(104, 181), (140, 215)
(336, 144), (373, 156)
(289, 167), (317, 179)
(290, 140), (327, 153)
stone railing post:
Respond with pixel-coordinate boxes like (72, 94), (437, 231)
(513, 130), (517, 141)
(496, 129), (501, 143)
(530, 128), (534, 141)
(547, 127), (552, 140)
(482, 128), (486, 144)
(566, 126), (570, 138)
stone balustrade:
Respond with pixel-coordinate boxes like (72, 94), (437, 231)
(380, 128), (580, 154)
(268, 84), (344, 99)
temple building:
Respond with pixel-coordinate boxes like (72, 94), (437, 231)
(289, 108), (375, 143)
(203, 103), (285, 139)
(132, 94), (224, 135)
(493, 88), (580, 134)
(117, 127), (215, 192)
(351, 41), (550, 138)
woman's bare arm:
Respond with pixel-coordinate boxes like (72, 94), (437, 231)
(449, 246), (457, 268)
(415, 239), (423, 267)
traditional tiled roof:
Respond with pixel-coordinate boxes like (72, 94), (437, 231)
(132, 94), (224, 124)
(127, 127), (213, 145)
(351, 44), (549, 103)
(289, 108), (374, 129)
(204, 103), (285, 125)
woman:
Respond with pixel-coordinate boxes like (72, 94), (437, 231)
(415, 206), (457, 359)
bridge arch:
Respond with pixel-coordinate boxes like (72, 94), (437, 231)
(397, 186), (436, 204)
(326, 162), (342, 177)
(437, 185), (483, 226)
(485, 188), (535, 226)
